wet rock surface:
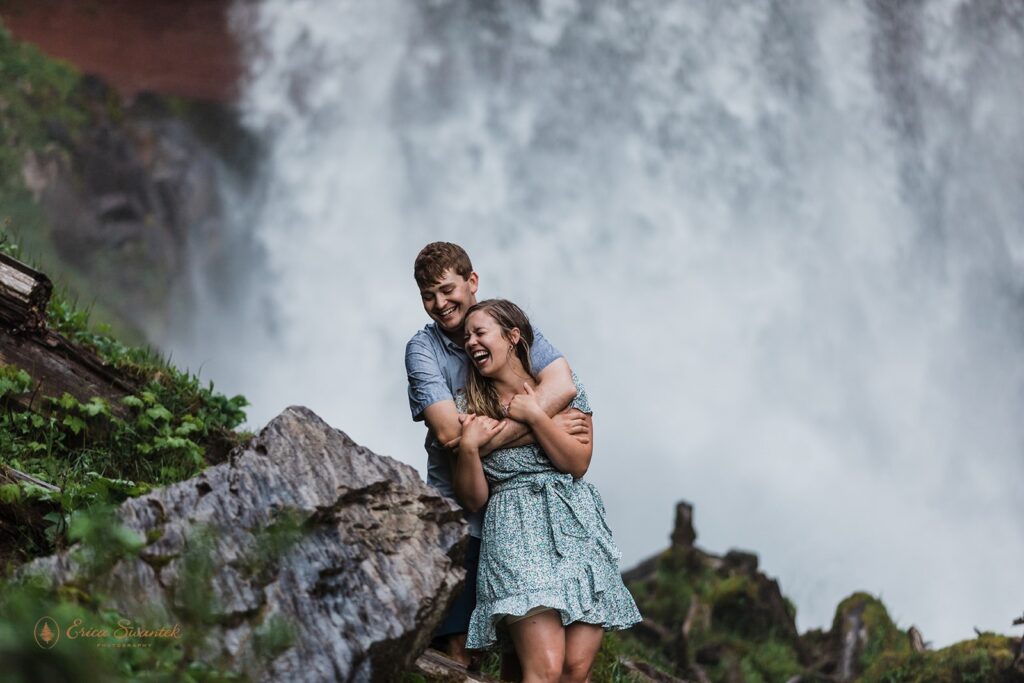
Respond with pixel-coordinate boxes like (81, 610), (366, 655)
(18, 406), (468, 682)
(23, 79), (235, 337)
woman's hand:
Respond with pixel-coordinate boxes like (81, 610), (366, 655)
(505, 383), (545, 425)
(459, 413), (507, 452)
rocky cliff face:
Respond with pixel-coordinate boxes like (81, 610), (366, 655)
(0, 22), (256, 341)
(16, 407), (468, 682)
(22, 83), (230, 338)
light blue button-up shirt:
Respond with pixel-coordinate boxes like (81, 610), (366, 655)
(405, 321), (562, 537)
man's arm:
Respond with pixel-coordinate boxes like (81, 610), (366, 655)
(406, 334), (462, 444)
(422, 399), (463, 446)
(480, 357), (576, 453)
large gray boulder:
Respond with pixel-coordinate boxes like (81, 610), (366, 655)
(19, 406), (468, 682)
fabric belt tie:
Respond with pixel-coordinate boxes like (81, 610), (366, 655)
(492, 472), (621, 563)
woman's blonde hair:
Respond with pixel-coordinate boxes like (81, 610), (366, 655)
(463, 299), (535, 420)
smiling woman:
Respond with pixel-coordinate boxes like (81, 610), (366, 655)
(452, 298), (640, 682)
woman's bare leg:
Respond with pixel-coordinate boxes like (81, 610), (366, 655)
(507, 610), (565, 683)
(560, 623), (603, 683)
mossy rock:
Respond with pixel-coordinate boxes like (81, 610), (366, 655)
(707, 573), (787, 642)
(860, 633), (1022, 683)
(830, 592), (911, 678)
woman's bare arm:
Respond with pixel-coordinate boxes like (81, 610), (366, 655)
(452, 414), (504, 512)
(506, 384), (594, 479)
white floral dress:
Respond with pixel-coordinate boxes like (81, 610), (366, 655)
(461, 375), (641, 650)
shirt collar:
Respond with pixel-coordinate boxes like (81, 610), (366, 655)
(431, 322), (465, 354)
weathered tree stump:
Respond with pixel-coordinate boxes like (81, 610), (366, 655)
(0, 252), (52, 333)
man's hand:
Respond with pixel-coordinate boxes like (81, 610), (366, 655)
(552, 408), (590, 444)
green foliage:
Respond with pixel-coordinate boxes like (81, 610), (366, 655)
(738, 638), (803, 683)
(0, 25), (260, 681)
(0, 520), (252, 682)
(625, 549), (700, 631)
(236, 509), (306, 586)
(66, 503), (147, 578)
(397, 673), (428, 683)
(862, 633), (1020, 683)
(1, 375), (247, 564)
(0, 240), (248, 569)
(0, 20), (85, 289)
(831, 592), (911, 675)
(252, 614), (295, 661)
(589, 631), (638, 683)
(0, 21), (86, 160)
(590, 631), (683, 682)
(0, 22), (147, 341)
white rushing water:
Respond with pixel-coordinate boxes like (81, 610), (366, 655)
(165, 0), (1024, 646)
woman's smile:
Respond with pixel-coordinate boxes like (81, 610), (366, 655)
(464, 310), (508, 376)
(470, 348), (491, 368)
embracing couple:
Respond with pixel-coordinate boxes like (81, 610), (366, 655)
(405, 242), (640, 683)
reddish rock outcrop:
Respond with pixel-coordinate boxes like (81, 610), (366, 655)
(0, 0), (240, 101)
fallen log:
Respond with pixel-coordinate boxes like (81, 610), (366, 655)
(0, 252), (137, 417)
(619, 658), (693, 683)
(0, 252), (52, 333)
(0, 325), (137, 418)
(412, 649), (500, 682)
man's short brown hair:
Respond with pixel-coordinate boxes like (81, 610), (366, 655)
(414, 242), (474, 288)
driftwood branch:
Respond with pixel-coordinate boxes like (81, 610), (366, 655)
(0, 465), (61, 492)
(0, 465), (62, 570)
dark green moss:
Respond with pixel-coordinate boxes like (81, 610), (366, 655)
(832, 592), (911, 674)
(861, 633), (1020, 683)
(739, 638), (804, 683)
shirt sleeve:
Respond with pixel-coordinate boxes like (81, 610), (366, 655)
(529, 325), (564, 373)
(405, 335), (454, 422)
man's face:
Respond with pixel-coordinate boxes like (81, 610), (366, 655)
(419, 269), (479, 333)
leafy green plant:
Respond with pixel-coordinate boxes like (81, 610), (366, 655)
(1, 238), (248, 567)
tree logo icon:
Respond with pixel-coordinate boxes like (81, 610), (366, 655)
(34, 616), (60, 649)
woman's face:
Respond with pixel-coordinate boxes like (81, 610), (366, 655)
(464, 310), (519, 377)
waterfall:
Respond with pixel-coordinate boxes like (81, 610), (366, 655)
(164, 0), (1024, 646)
